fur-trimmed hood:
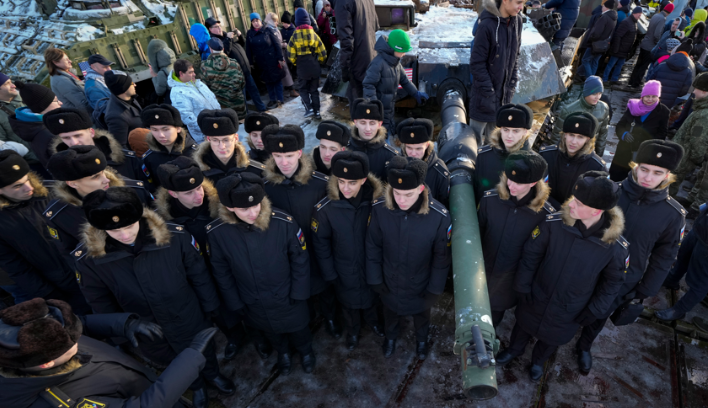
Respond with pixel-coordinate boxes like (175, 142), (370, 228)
(488, 128), (529, 154)
(52, 167), (124, 207)
(217, 196), (272, 231)
(50, 129), (127, 164)
(383, 184), (430, 215)
(193, 140), (250, 171)
(0, 173), (48, 210)
(326, 173), (385, 201)
(146, 130), (189, 154)
(482, 0), (503, 17)
(351, 126), (388, 147)
(154, 178), (220, 221)
(263, 155), (314, 185)
(558, 132), (596, 158)
(560, 198), (625, 245)
(82, 208), (171, 258)
(495, 173), (550, 213)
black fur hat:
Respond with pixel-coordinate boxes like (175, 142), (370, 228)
(43, 108), (93, 135)
(83, 187), (144, 230)
(693, 72), (708, 92)
(216, 172), (265, 208)
(572, 170), (620, 210)
(198, 109), (239, 137)
(244, 112), (279, 133)
(387, 156), (427, 190)
(563, 111), (598, 138)
(157, 156), (204, 192)
(316, 121), (351, 146)
(397, 118), (434, 144)
(634, 140), (684, 172)
(141, 104), (183, 128)
(351, 99), (384, 121)
(0, 150), (29, 189)
(0, 298), (83, 369)
(504, 150), (547, 184)
(331, 151), (369, 179)
(262, 124), (305, 153)
(47, 145), (107, 181)
(496, 104), (534, 129)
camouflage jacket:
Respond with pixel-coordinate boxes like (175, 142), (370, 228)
(200, 53), (247, 118)
(674, 96), (708, 167)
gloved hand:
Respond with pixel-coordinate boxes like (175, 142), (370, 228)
(421, 291), (439, 308)
(621, 132), (634, 143)
(414, 91), (429, 106)
(574, 307), (597, 326)
(188, 327), (218, 354)
(372, 283), (390, 295)
(516, 291), (533, 305)
(341, 69), (351, 83)
(124, 317), (164, 348)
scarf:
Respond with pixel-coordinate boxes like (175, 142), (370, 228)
(627, 98), (658, 116)
(84, 68), (107, 88)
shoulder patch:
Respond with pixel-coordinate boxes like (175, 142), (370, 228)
(142, 149), (154, 159)
(384, 144), (399, 154)
(429, 200), (449, 217)
(482, 190), (498, 198)
(311, 171), (330, 183)
(616, 234), (630, 250)
(71, 243), (88, 261)
(372, 197), (385, 206)
(205, 218), (226, 233)
(166, 223), (186, 233)
(433, 161), (450, 178)
(122, 179), (149, 190)
(666, 196), (688, 217)
(590, 153), (606, 166)
(542, 201), (556, 214)
(539, 145), (558, 152)
(477, 145), (492, 154)
(249, 160), (266, 170)
(314, 196), (331, 211)
(531, 225), (541, 239)
(272, 210), (295, 223)
(43, 199), (69, 220)
(75, 398), (107, 408)
(545, 212), (563, 222)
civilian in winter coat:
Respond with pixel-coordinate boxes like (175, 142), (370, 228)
(629, 3), (674, 87)
(677, 82), (708, 215)
(0, 152), (90, 313)
(616, 0), (630, 24)
(609, 81), (670, 180)
(311, 120), (349, 175)
(147, 39), (176, 101)
(543, 0), (580, 46)
(335, 0), (379, 116)
(311, 151), (385, 350)
(647, 43), (695, 108)
(201, 39), (247, 118)
(577, 140), (686, 373)
(45, 48), (92, 114)
(281, 12), (296, 44)
(468, 0), (524, 139)
(579, 1), (618, 78)
(84, 54), (113, 111)
(603, 9), (641, 83)
(205, 17), (250, 80)
(288, 9), (328, 117)
(190, 23), (212, 60)
(497, 171), (627, 381)
(265, 12), (295, 92)
(399, 118), (451, 205)
(244, 112), (279, 162)
(0, 76), (38, 167)
(104, 71), (143, 148)
(247, 16), (286, 107)
(478, 151), (554, 327)
(317, 1), (338, 56)
(366, 156), (452, 360)
(653, 19), (682, 61)
(684, 8), (706, 36)
(207, 173), (315, 374)
(168, 60), (221, 143)
(294, 0), (320, 32)
(347, 99), (400, 180)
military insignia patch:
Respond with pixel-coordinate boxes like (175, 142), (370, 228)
(141, 164), (150, 178)
(543, 175), (549, 183)
(297, 228), (306, 250)
(447, 224), (452, 240)
(47, 226), (59, 240)
(680, 224), (685, 242)
(191, 236), (201, 254)
(368, 214), (372, 226)
(76, 398), (106, 408)
(311, 218), (319, 233)
(532, 226), (540, 239)
(206, 243), (210, 256)
(625, 254), (630, 269)
(75, 271), (81, 284)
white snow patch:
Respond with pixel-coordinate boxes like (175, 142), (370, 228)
(75, 23), (104, 41)
(374, 0), (416, 6)
(141, 0), (176, 24)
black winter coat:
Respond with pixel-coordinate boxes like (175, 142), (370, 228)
(580, 10), (618, 51)
(311, 175), (383, 309)
(264, 156), (329, 295)
(478, 178), (555, 311)
(0, 313), (205, 408)
(543, 0), (580, 40)
(335, 0), (379, 82)
(104, 94), (143, 148)
(366, 187), (452, 315)
(9, 114), (54, 169)
(347, 127), (399, 181)
(647, 52), (695, 108)
(403, 143), (450, 206)
(281, 25), (296, 45)
(473, 129), (530, 203)
(539, 137), (606, 207)
(514, 204), (628, 345)
(608, 103), (670, 181)
(74, 211), (220, 365)
(246, 27), (284, 84)
(192, 141), (265, 184)
(207, 198), (311, 333)
(610, 14), (639, 58)
(469, 0), (523, 123)
(210, 32), (251, 77)
(142, 131), (199, 191)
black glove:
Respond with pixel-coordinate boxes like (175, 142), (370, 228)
(574, 307), (597, 326)
(124, 317), (163, 348)
(341, 69), (351, 83)
(422, 291), (439, 309)
(188, 327), (218, 354)
(516, 291), (533, 306)
(372, 283), (390, 295)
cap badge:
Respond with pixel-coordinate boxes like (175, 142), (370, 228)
(508, 115), (513, 121)
(189, 178), (196, 184)
(95, 159), (101, 164)
(410, 132), (415, 138)
(575, 185), (578, 190)
(58, 119), (64, 124)
(657, 152), (662, 158)
(366, 109), (371, 114)
(248, 196), (254, 202)
(398, 178), (403, 184)
(12, 165), (19, 170)
(512, 170), (516, 175)
(575, 123), (580, 128)
(213, 123), (219, 129)
(279, 142), (284, 148)
(327, 131), (331, 136)
(155, 115), (159, 119)
(112, 215), (120, 222)
(256, 121), (261, 125)
(343, 167), (348, 173)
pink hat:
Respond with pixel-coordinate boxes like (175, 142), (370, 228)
(664, 3), (675, 14)
(642, 80), (662, 98)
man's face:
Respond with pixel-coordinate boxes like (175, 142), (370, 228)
(170, 185), (205, 209)
(392, 184), (424, 211)
(405, 141), (429, 160)
(272, 150), (302, 178)
(324, 4), (331, 12)
(502, 0), (525, 16)
(585, 92), (602, 106)
(89, 62), (112, 76)
(208, 135), (238, 159)
(507, 179), (537, 199)
(0, 175), (33, 202)
(632, 12), (642, 20)
(66, 171), (110, 197)
(636, 163), (670, 189)
(500, 127), (527, 149)
(41, 97), (63, 114)
(209, 23), (224, 36)
(178, 67), (196, 82)
(694, 89), (708, 99)
(354, 119), (383, 140)
(106, 221), (141, 245)
(567, 197), (601, 220)
(0, 79), (18, 100)
(230, 203), (261, 224)
(318, 139), (344, 167)
(338, 177), (367, 199)
(564, 133), (590, 155)
(672, 19), (680, 32)
(282, 22), (291, 28)
(150, 125), (180, 147)
(24, 343), (79, 372)
(59, 128), (94, 147)
(393, 51), (406, 58)
(249, 131), (264, 150)
(122, 83), (137, 98)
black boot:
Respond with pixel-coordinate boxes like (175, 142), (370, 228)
(224, 342), (239, 361)
(255, 342), (272, 360)
(325, 320), (342, 339)
(346, 334), (359, 350)
(192, 387), (209, 408)
(529, 364), (544, 382)
(577, 349), (592, 374)
(301, 352), (316, 373)
(382, 338), (396, 358)
(655, 307), (686, 321)
(494, 349), (517, 366)
(207, 374), (235, 395)
(416, 341), (428, 360)
(278, 352), (292, 375)
(371, 325), (385, 337)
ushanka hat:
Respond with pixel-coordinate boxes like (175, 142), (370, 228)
(331, 151), (369, 179)
(0, 150), (29, 188)
(216, 172), (265, 208)
(563, 111), (598, 138)
(316, 121), (351, 146)
(496, 104), (533, 129)
(47, 145), (107, 181)
(386, 155), (427, 190)
(261, 124), (305, 153)
(198, 108), (239, 136)
(83, 186), (144, 230)
(396, 118), (434, 144)
(157, 156), (204, 192)
(634, 139), (684, 172)
(351, 98), (384, 121)
(141, 104), (183, 128)
(43, 108), (92, 135)
(244, 112), (279, 133)
(504, 150), (547, 184)
(572, 170), (620, 210)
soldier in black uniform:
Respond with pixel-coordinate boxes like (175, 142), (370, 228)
(43, 108), (144, 181)
(366, 156), (452, 360)
(311, 151), (385, 350)
(192, 109), (265, 184)
(0, 151), (90, 314)
(398, 118), (450, 205)
(498, 171), (628, 382)
(540, 112), (606, 207)
(207, 173), (315, 374)
(73, 187), (233, 408)
(478, 150), (554, 328)
(0, 298), (218, 408)
(473, 104), (533, 202)
(347, 98), (399, 180)
(311, 120), (349, 175)
(575, 141), (686, 372)
(44, 146), (153, 261)
(262, 124), (342, 338)
(140, 104), (198, 190)
(244, 112), (279, 162)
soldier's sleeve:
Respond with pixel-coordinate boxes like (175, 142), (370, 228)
(0, 236), (55, 298)
(688, 122), (708, 165)
(426, 217), (452, 296)
(587, 241), (627, 318)
(514, 216), (553, 294)
(180, 233), (220, 313)
(287, 222), (311, 301)
(311, 204), (338, 282)
(637, 212), (685, 297)
(76, 260), (123, 314)
(206, 227), (245, 311)
(365, 206), (385, 286)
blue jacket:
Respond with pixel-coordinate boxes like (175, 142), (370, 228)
(84, 68), (111, 110)
(190, 23), (212, 60)
(544, 0), (580, 40)
(647, 52), (695, 107)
